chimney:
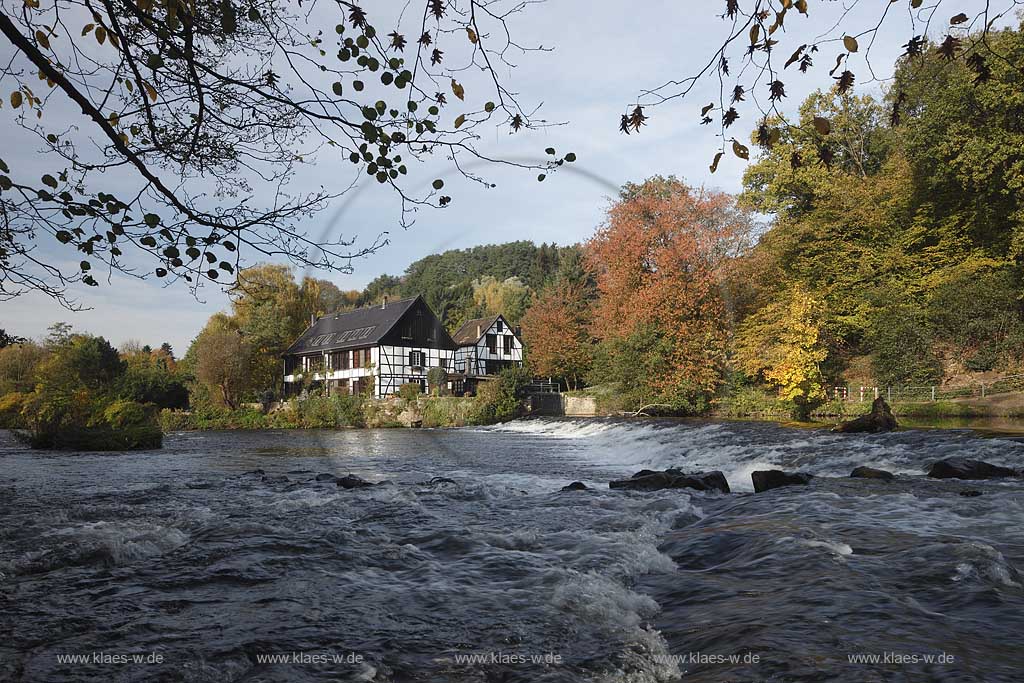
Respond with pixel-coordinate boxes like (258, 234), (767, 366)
(476, 324), (482, 338)
(310, 313), (315, 326)
(382, 296), (388, 309)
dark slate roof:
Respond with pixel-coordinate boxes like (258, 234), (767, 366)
(452, 315), (499, 346)
(284, 296), (419, 355)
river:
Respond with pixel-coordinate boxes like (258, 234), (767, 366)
(1, 418), (1022, 682)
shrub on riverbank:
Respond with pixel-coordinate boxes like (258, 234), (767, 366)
(420, 397), (477, 427)
(468, 367), (532, 424)
(0, 391), (28, 428)
(712, 386), (792, 419)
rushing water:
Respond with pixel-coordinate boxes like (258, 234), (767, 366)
(1, 419), (1023, 682)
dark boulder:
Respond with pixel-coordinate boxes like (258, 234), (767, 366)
(927, 458), (1019, 480)
(336, 474), (374, 489)
(610, 469), (730, 494)
(850, 466), (895, 481)
(832, 397), (897, 434)
(561, 481), (589, 492)
(314, 473), (338, 482)
(751, 470), (813, 493)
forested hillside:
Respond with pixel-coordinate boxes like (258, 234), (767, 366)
(362, 241), (582, 328)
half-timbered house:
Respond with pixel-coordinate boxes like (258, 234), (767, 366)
(451, 314), (524, 381)
(282, 295), (456, 398)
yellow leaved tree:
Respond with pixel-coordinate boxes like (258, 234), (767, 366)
(734, 283), (828, 420)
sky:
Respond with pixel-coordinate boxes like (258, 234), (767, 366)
(2, 0), (1013, 353)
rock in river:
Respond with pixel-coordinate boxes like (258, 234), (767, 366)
(927, 458), (1019, 480)
(850, 466), (895, 481)
(751, 470), (813, 493)
(610, 469), (730, 493)
(336, 474), (374, 489)
(561, 481), (589, 492)
(832, 397), (897, 434)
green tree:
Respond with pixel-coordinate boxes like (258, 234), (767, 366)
(0, 341), (47, 395)
(192, 327), (254, 410)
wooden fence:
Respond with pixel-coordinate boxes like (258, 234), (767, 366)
(832, 373), (1024, 402)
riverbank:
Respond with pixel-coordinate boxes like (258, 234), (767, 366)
(159, 395), (483, 430)
(711, 386), (1024, 423)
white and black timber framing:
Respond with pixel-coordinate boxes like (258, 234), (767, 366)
(281, 295), (458, 398)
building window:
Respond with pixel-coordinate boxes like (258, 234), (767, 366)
(409, 350), (425, 368)
(364, 348), (372, 366)
(352, 350), (361, 369)
(439, 357), (448, 369)
(504, 335), (513, 354)
(496, 319), (504, 333)
(402, 322), (413, 339)
(486, 333), (497, 354)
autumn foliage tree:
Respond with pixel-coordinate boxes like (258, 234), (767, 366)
(521, 280), (593, 389)
(586, 177), (753, 412)
(733, 283), (828, 418)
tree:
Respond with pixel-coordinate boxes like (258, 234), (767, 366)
(470, 275), (532, 323)
(17, 335), (159, 450)
(521, 281), (593, 389)
(118, 346), (189, 409)
(0, 329), (26, 348)
(586, 176), (754, 411)
(0, 1), (574, 307)
(45, 322), (73, 348)
(620, 2), (1020, 178)
(193, 327), (253, 410)
(426, 366), (448, 396)
(733, 284), (828, 419)
(0, 340), (47, 395)
(39, 334), (125, 391)
(869, 305), (942, 386)
(926, 269), (1024, 369)
(734, 29), (1024, 383)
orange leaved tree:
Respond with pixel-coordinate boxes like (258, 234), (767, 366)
(521, 281), (594, 390)
(586, 176), (753, 412)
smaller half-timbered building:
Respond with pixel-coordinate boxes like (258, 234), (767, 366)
(452, 314), (524, 378)
(282, 296), (457, 398)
